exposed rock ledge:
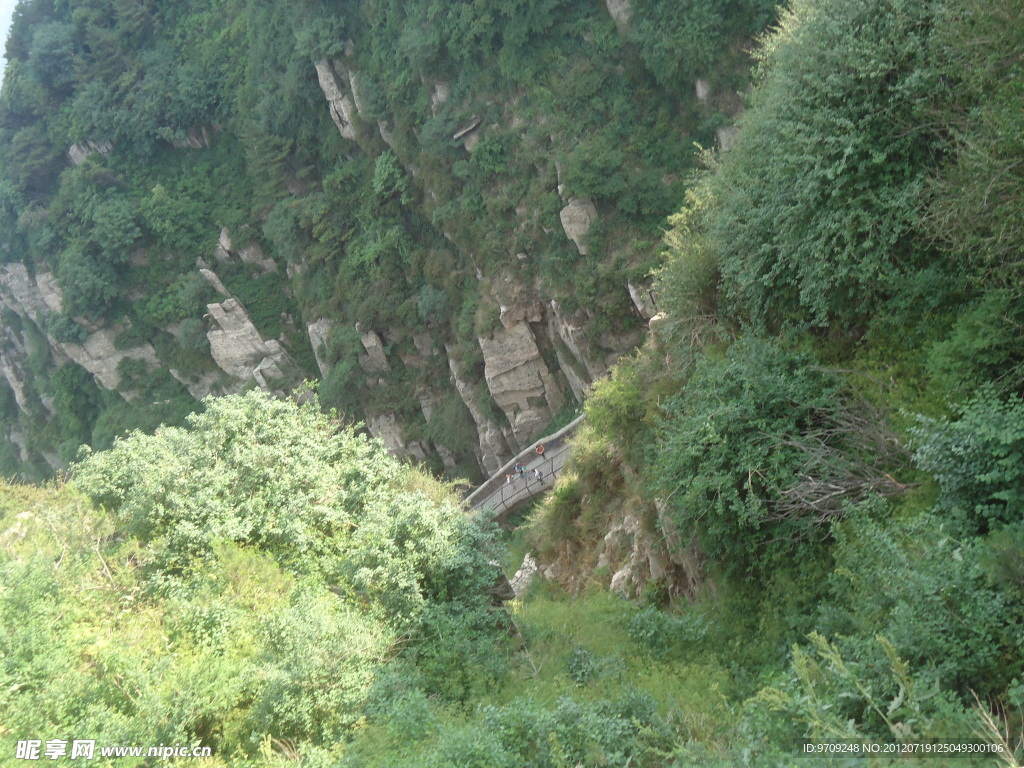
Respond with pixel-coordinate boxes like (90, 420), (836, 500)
(559, 197), (598, 255)
(605, 0), (632, 32)
(447, 346), (512, 475)
(315, 59), (359, 141)
(206, 298), (293, 391)
(479, 322), (564, 449)
(61, 330), (159, 391)
(367, 413), (430, 463)
(307, 318), (336, 377)
(68, 140), (112, 166)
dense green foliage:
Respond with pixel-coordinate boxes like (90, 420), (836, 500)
(2, 0), (1023, 763)
(653, 337), (847, 574)
(526, 0), (1024, 760)
(713, 0), (949, 329)
(0, 0), (774, 478)
(1, 391), (510, 764)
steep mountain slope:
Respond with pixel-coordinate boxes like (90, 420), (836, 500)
(0, 0), (775, 479)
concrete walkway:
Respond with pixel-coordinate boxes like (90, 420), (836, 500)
(466, 414), (583, 521)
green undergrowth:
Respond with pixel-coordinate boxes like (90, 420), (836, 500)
(343, 570), (1003, 767)
(342, 585), (737, 767)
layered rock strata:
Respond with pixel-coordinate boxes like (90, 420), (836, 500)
(479, 322), (564, 450)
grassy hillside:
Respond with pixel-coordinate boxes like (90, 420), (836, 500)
(525, 0), (1024, 760)
(1, 410), (1009, 766)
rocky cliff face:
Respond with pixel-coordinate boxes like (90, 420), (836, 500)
(0, 240), (653, 478)
(0, 0), (750, 480)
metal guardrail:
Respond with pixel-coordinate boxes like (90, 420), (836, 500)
(466, 414), (584, 520)
(464, 414), (585, 508)
(469, 441), (573, 518)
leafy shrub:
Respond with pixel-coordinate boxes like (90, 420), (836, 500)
(177, 316), (209, 353)
(822, 501), (1017, 699)
(627, 607), (709, 660)
(471, 132), (514, 175)
(654, 176), (723, 354)
(925, 0), (1024, 286)
(630, 0), (727, 90)
(116, 356), (149, 384)
(136, 272), (215, 328)
(981, 526), (1024, 600)
(47, 313), (89, 344)
(584, 357), (653, 465)
(529, 473), (584, 558)
(417, 283), (451, 327)
(114, 322), (154, 349)
(566, 646), (597, 685)
(373, 151), (410, 205)
(912, 387), (1024, 534)
(407, 601), (510, 701)
(57, 247), (120, 318)
(50, 362), (104, 450)
(220, 267), (293, 340)
(653, 336), (873, 574)
(711, 0), (948, 329)
(756, 630), (981, 747)
(73, 391), (506, 641)
(26, 21), (79, 93)
(426, 726), (513, 768)
(927, 290), (1024, 398)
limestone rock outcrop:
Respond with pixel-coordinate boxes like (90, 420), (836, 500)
(214, 228), (276, 273)
(479, 322), (564, 449)
(499, 299), (544, 330)
(0, 264), (62, 320)
(590, 501), (706, 602)
(315, 59), (359, 141)
(695, 78), (711, 103)
(168, 369), (221, 400)
(367, 413), (430, 461)
(430, 81), (449, 113)
(605, 0), (632, 32)
(358, 330), (390, 375)
(511, 553), (539, 597)
(627, 281), (658, 320)
(206, 298), (293, 390)
(199, 268), (230, 296)
(0, 264), (157, 394)
(717, 125), (738, 151)
(547, 300), (606, 382)
(307, 318), (336, 377)
(559, 197), (598, 255)
(167, 125), (214, 149)
(68, 140), (112, 165)
(61, 330), (159, 391)
(0, 232), (649, 479)
(447, 347), (513, 474)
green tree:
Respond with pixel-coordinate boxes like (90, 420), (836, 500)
(57, 247), (121, 317)
(912, 388), (1024, 536)
(631, 0), (727, 90)
(26, 21), (79, 94)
